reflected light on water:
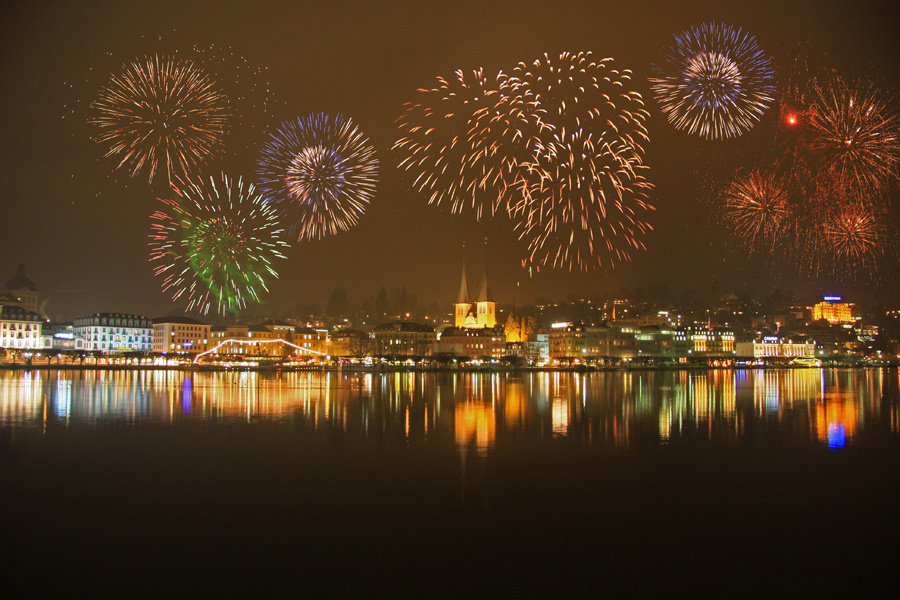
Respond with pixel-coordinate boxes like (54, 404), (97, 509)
(0, 368), (895, 451)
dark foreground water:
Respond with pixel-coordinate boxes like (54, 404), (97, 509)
(2, 368), (898, 596)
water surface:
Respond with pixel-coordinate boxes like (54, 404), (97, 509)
(2, 368), (897, 595)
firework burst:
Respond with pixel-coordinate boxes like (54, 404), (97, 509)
(511, 133), (655, 270)
(90, 54), (231, 184)
(149, 173), (289, 316)
(818, 199), (885, 268)
(721, 168), (791, 250)
(504, 52), (654, 271)
(805, 76), (900, 193)
(650, 22), (775, 139)
(394, 69), (543, 220)
(257, 113), (378, 240)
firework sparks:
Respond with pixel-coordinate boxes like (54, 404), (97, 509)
(504, 52), (654, 271)
(393, 69), (542, 220)
(650, 22), (775, 139)
(806, 76), (900, 193)
(819, 200), (884, 267)
(90, 54), (231, 184)
(722, 168), (790, 250)
(149, 173), (289, 316)
(510, 131), (655, 271)
(257, 113), (378, 241)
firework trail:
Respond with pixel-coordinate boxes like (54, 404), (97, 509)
(503, 52), (654, 271)
(394, 69), (543, 220)
(650, 22), (775, 139)
(257, 113), (378, 241)
(510, 132), (655, 271)
(90, 54), (231, 184)
(149, 173), (289, 316)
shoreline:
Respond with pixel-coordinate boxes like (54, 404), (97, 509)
(1, 362), (895, 373)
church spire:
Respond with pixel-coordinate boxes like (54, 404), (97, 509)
(457, 243), (469, 304)
(477, 237), (491, 302)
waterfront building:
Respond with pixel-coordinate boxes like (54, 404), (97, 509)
(41, 322), (91, 351)
(152, 316), (211, 354)
(260, 320), (296, 338)
(0, 304), (45, 350)
(73, 313), (153, 353)
(529, 332), (550, 363)
(372, 321), (436, 357)
(437, 325), (505, 360)
(632, 325), (679, 359)
(292, 327), (328, 358)
(735, 337), (817, 360)
(503, 331), (550, 364)
(676, 326), (735, 358)
(328, 329), (371, 358)
(210, 324), (249, 344)
(548, 323), (636, 363)
(4, 264), (39, 315)
(208, 324), (288, 357)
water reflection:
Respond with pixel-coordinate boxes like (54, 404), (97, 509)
(0, 368), (896, 450)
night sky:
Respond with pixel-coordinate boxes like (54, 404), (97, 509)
(2, 0), (899, 322)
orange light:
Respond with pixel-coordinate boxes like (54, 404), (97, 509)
(786, 114), (797, 125)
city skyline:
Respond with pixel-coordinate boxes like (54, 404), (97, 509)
(2, 0), (899, 322)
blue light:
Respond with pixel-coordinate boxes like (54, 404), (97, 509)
(824, 296), (842, 302)
(827, 423), (846, 449)
(182, 377), (192, 414)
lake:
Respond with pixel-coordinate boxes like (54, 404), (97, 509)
(2, 368), (898, 595)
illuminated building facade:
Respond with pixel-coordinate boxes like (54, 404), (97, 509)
(438, 326), (505, 359)
(0, 304), (44, 350)
(328, 329), (371, 358)
(632, 326), (679, 358)
(41, 322), (91, 351)
(73, 313), (152, 353)
(209, 324), (286, 356)
(292, 327), (328, 357)
(735, 337), (817, 358)
(372, 321), (436, 356)
(812, 297), (857, 325)
(676, 326), (735, 357)
(549, 324), (637, 362)
(152, 316), (210, 354)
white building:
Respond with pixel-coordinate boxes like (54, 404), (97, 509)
(736, 337), (816, 359)
(73, 313), (153, 353)
(152, 316), (211, 354)
(0, 304), (45, 350)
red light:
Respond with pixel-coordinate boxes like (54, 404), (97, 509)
(786, 113), (798, 126)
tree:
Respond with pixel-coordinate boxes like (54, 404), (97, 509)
(375, 287), (389, 318)
(523, 316), (536, 339)
(505, 314), (523, 342)
(347, 333), (372, 360)
(326, 287), (349, 317)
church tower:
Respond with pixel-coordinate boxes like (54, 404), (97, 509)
(474, 239), (495, 328)
(453, 241), (496, 329)
(454, 248), (472, 327)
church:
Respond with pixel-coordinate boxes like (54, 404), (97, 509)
(453, 253), (496, 329)
(438, 246), (505, 360)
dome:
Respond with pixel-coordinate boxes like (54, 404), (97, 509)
(5, 264), (35, 292)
